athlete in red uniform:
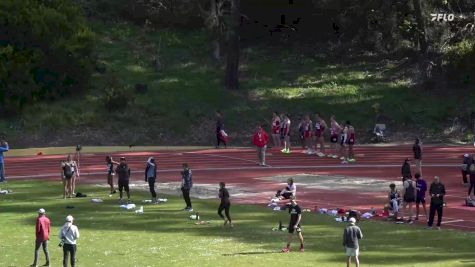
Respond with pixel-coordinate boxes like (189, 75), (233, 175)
(328, 115), (342, 158)
(303, 115), (314, 154)
(313, 113), (327, 157)
(347, 122), (356, 162)
(271, 112), (281, 149)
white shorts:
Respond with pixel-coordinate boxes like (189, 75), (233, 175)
(345, 247), (359, 257)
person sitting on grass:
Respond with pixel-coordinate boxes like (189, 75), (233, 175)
(218, 182), (233, 227)
(281, 196), (304, 253)
(276, 178), (297, 200)
(387, 183), (401, 220)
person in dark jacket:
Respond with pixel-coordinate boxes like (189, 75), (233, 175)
(218, 182), (233, 227)
(0, 140), (9, 183)
(461, 154), (472, 185)
(427, 176), (446, 229)
(145, 157), (158, 203)
(467, 161), (475, 200)
(181, 163), (193, 211)
(116, 157), (131, 203)
(401, 158), (412, 182)
(413, 138), (423, 175)
(215, 111), (227, 149)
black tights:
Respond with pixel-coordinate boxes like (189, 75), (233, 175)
(63, 244), (76, 267)
(217, 134), (226, 148)
(468, 182), (475, 196)
(148, 180), (157, 198)
(218, 202), (231, 222)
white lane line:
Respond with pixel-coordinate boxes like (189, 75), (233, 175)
(6, 163), (462, 179)
(443, 223), (475, 229)
(442, 219), (465, 224)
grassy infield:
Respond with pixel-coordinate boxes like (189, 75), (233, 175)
(1, 180), (475, 267)
(3, 21), (474, 144)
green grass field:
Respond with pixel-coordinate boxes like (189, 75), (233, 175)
(1, 181), (475, 267)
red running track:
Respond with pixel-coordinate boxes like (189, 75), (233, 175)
(3, 145), (475, 231)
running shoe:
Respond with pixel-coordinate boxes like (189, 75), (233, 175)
(327, 154), (333, 158)
(340, 156), (345, 160)
(341, 160), (348, 164)
(281, 148), (287, 153)
(281, 247), (290, 253)
(285, 149), (291, 154)
(332, 155), (338, 159)
(299, 247), (305, 252)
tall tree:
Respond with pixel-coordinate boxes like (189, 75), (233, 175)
(412, 0), (428, 55)
(224, 0), (240, 90)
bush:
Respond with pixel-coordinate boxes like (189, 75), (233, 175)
(103, 84), (134, 111)
(0, 0), (95, 115)
(444, 39), (475, 85)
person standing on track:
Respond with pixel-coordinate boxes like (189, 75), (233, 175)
(413, 138), (423, 175)
(271, 112), (281, 149)
(253, 125), (269, 166)
(461, 154), (472, 185)
(467, 161), (475, 200)
(116, 157), (131, 203)
(415, 173), (427, 221)
(280, 114), (291, 154)
(346, 121), (356, 162)
(218, 182), (233, 227)
(106, 156), (119, 195)
(0, 140), (9, 183)
(302, 115), (314, 154)
(181, 163), (193, 211)
(343, 217), (363, 267)
(328, 116), (341, 158)
(31, 208), (51, 267)
(402, 176), (417, 223)
(314, 113), (327, 157)
(281, 196), (304, 253)
(339, 122), (349, 163)
(145, 157), (158, 203)
(215, 111), (227, 149)
(401, 158), (412, 182)
(427, 176), (446, 230)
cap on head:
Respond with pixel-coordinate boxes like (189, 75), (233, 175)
(464, 154), (470, 158)
(349, 217), (356, 224)
(66, 215), (74, 222)
(38, 208), (46, 214)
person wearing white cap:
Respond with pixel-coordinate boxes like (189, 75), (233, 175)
(343, 217), (363, 267)
(31, 208), (51, 267)
(59, 215), (80, 267)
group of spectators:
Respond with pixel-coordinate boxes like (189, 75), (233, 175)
(32, 209), (79, 267)
(388, 138), (446, 229)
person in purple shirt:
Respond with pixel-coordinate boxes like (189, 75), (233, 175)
(0, 140), (9, 183)
(415, 173), (427, 221)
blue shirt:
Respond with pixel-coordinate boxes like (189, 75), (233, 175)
(0, 144), (9, 163)
(416, 178), (427, 199)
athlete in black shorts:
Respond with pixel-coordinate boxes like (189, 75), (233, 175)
(218, 182), (233, 227)
(282, 197), (304, 253)
(116, 157), (131, 203)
